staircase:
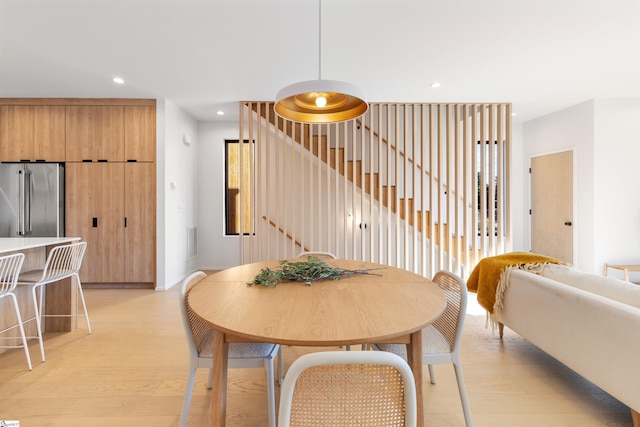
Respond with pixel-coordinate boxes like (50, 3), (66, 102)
(251, 103), (472, 262)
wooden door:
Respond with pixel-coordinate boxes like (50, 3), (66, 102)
(530, 150), (574, 264)
(98, 162), (125, 282)
(124, 162), (155, 283)
(66, 163), (101, 282)
(0, 106), (34, 161)
(66, 106), (124, 161)
(66, 162), (125, 283)
(32, 106), (66, 161)
(124, 105), (156, 162)
(66, 106), (94, 162)
(94, 106), (125, 161)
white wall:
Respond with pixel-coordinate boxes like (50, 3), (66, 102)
(197, 120), (242, 270)
(522, 98), (640, 275)
(523, 100), (595, 271)
(593, 98), (640, 275)
(156, 99), (199, 290)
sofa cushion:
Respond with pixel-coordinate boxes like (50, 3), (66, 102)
(541, 264), (640, 309)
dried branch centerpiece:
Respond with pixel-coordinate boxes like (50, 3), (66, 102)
(248, 256), (383, 287)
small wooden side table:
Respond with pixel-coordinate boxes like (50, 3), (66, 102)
(603, 263), (640, 283)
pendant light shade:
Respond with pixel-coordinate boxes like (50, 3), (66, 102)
(274, 0), (368, 123)
(274, 79), (368, 123)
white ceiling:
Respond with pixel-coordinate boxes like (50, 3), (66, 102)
(1, 0), (639, 124)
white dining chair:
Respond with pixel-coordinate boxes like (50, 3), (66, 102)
(373, 270), (473, 427)
(0, 252), (32, 371)
(296, 251), (337, 259)
(17, 241), (91, 363)
(278, 350), (417, 427)
(179, 271), (281, 427)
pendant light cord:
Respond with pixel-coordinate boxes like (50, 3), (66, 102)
(318, 0), (322, 80)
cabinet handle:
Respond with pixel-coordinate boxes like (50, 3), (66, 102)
(82, 159), (92, 163)
(93, 217), (98, 228)
(20, 159), (30, 162)
(35, 159), (46, 162)
(97, 159), (108, 163)
(127, 159), (137, 162)
(124, 217), (127, 228)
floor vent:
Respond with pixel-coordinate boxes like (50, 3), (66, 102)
(187, 225), (198, 259)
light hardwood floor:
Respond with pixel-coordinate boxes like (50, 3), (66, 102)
(0, 284), (633, 426)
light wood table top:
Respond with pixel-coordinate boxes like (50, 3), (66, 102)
(189, 258), (446, 427)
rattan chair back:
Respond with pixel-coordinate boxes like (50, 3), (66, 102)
(431, 270), (467, 352)
(278, 350), (417, 427)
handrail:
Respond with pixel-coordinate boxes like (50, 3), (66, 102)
(262, 216), (309, 252)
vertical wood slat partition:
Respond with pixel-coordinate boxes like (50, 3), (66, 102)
(240, 102), (511, 279)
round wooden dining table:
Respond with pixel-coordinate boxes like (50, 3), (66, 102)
(188, 258), (446, 427)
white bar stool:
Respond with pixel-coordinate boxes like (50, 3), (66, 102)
(18, 241), (91, 362)
(0, 252), (32, 371)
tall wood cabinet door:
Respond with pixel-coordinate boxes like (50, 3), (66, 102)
(66, 163), (101, 283)
(66, 162), (125, 283)
(32, 106), (66, 161)
(0, 106), (34, 161)
(124, 162), (155, 283)
(94, 106), (125, 161)
(66, 106), (94, 162)
(97, 162), (125, 282)
(124, 106), (156, 162)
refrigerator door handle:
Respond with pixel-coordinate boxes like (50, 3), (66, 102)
(18, 168), (32, 236)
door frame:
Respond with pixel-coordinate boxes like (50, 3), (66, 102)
(529, 147), (577, 266)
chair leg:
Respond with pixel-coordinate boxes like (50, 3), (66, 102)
(453, 362), (473, 427)
(31, 285), (45, 363)
(74, 273), (91, 334)
(207, 368), (213, 389)
(277, 346), (284, 386)
(9, 293), (32, 371)
(428, 364), (436, 384)
(180, 363), (198, 427)
(264, 357), (277, 427)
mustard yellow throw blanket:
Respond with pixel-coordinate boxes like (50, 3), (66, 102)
(467, 252), (566, 314)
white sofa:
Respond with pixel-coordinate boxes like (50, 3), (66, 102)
(493, 264), (640, 425)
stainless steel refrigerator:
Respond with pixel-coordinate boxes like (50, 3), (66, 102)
(0, 163), (65, 237)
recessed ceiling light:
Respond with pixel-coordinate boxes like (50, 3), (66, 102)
(112, 77), (125, 84)
(217, 110), (225, 116)
(429, 82), (441, 88)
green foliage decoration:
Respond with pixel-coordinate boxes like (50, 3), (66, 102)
(248, 256), (382, 287)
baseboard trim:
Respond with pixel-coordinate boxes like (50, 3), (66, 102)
(83, 283), (154, 289)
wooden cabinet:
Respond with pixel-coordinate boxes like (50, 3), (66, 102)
(124, 162), (155, 282)
(0, 105), (65, 162)
(66, 106), (125, 162)
(66, 162), (155, 285)
(124, 105), (156, 162)
(1, 98), (157, 287)
(66, 105), (155, 162)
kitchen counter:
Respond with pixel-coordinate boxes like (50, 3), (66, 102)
(0, 236), (80, 254)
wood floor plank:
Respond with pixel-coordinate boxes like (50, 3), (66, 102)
(0, 286), (634, 426)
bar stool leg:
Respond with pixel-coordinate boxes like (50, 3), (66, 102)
(74, 273), (92, 334)
(31, 284), (46, 363)
(9, 292), (32, 371)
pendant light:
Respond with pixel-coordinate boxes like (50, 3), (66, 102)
(274, 0), (368, 123)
